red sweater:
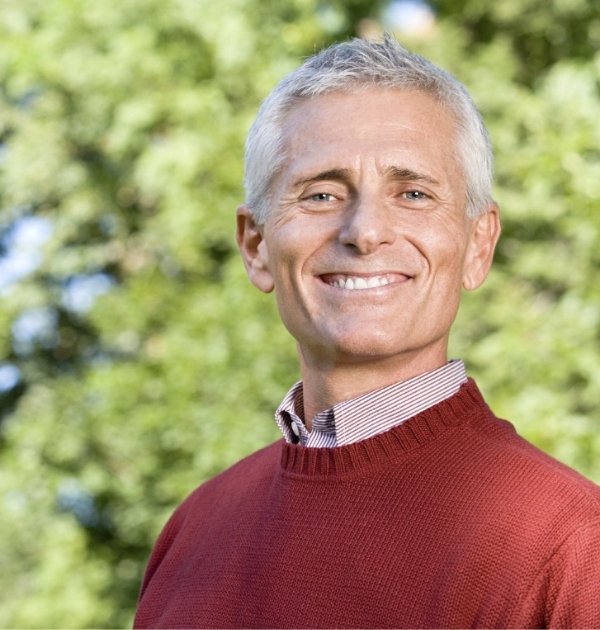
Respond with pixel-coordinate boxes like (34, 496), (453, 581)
(135, 380), (600, 628)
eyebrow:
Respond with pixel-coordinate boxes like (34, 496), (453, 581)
(386, 166), (439, 186)
(291, 166), (440, 188)
(292, 168), (353, 188)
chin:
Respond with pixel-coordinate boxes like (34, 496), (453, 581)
(309, 321), (449, 366)
(326, 331), (408, 361)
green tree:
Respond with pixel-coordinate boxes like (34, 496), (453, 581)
(434, 0), (600, 85)
(1, 0), (600, 627)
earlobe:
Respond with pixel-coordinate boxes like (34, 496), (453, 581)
(462, 202), (501, 291)
(236, 205), (275, 293)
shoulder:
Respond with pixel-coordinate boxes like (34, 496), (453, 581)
(459, 391), (600, 534)
(511, 511), (600, 627)
(137, 440), (282, 598)
(178, 439), (283, 517)
(442, 388), (600, 625)
(433, 381), (600, 543)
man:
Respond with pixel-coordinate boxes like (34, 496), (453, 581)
(134, 36), (600, 628)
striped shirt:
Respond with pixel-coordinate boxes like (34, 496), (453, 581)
(275, 360), (467, 447)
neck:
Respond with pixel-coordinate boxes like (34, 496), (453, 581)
(298, 346), (448, 431)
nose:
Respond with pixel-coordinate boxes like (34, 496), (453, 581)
(338, 194), (396, 254)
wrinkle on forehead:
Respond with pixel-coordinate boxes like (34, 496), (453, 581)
(269, 88), (467, 217)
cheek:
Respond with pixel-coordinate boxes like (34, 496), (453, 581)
(267, 244), (310, 300)
(416, 232), (468, 278)
(267, 220), (328, 282)
(269, 240), (299, 282)
(414, 233), (470, 301)
(425, 217), (471, 265)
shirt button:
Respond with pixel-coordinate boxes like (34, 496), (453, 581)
(291, 421), (300, 437)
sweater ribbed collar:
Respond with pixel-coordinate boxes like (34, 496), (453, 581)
(279, 379), (490, 478)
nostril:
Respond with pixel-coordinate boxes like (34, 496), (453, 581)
(339, 201), (396, 253)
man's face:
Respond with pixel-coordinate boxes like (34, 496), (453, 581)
(238, 88), (499, 374)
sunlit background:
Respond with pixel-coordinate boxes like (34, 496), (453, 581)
(1, 0), (600, 626)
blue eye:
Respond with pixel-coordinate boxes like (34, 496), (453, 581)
(403, 190), (428, 200)
(310, 193), (335, 202)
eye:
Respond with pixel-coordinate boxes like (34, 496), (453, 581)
(402, 190), (429, 201)
(309, 192), (336, 202)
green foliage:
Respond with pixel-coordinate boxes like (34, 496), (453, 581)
(1, 0), (600, 627)
(433, 0), (600, 85)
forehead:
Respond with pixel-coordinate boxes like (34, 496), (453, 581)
(277, 88), (462, 186)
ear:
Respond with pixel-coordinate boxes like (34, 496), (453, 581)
(462, 202), (501, 291)
(236, 205), (275, 293)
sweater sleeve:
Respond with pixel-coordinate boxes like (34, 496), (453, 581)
(547, 517), (600, 629)
(515, 516), (600, 629)
(136, 501), (187, 604)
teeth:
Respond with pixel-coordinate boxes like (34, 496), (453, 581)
(329, 275), (392, 290)
(354, 277), (367, 289)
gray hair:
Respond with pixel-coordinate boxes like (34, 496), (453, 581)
(243, 34), (494, 223)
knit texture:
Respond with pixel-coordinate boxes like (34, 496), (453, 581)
(134, 380), (600, 629)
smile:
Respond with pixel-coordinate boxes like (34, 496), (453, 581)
(321, 273), (410, 290)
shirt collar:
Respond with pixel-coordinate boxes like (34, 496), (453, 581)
(275, 360), (467, 447)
